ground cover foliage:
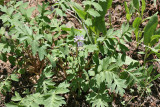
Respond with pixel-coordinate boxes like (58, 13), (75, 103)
(0, 0), (160, 106)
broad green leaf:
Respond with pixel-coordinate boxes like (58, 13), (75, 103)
(124, 56), (138, 65)
(43, 92), (66, 107)
(60, 45), (69, 56)
(88, 70), (95, 76)
(106, 0), (113, 10)
(85, 44), (98, 52)
(133, 17), (142, 28)
(38, 46), (47, 61)
(55, 88), (69, 94)
(0, 27), (5, 35)
(92, 0), (113, 35)
(11, 92), (22, 101)
(83, 1), (103, 11)
(20, 93), (43, 107)
(55, 8), (63, 17)
(85, 18), (92, 26)
(42, 79), (55, 93)
(155, 28), (160, 35)
(126, 14), (131, 21)
(125, 67), (143, 86)
(133, 0), (139, 10)
(11, 74), (19, 82)
(6, 102), (20, 107)
(92, 2), (103, 11)
(143, 14), (158, 45)
(47, 55), (56, 68)
(121, 23), (129, 34)
(19, 2), (29, 14)
(0, 0), (4, 5)
(0, 14), (9, 23)
(61, 4), (67, 11)
(96, 71), (127, 96)
(45, 34), (52, 43)
(87, 9), (100, 17)
(24, 24), (32, 36)
(0, 5), (7, 12)
(14, 1), (23, 8)
(26, 7), (36, 18)
(150, 35), (160, 46)
(8, 7), (14, 16)
(31, 40), (39, 56)
(91, 98), (109, 107)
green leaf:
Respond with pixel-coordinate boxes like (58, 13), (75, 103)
(45, 34), (53, 43)
(141, 0), (146, 16)
(88, 70), (95, 76)
(133, 17), (142, 28)
(44, 66), (54, 78)
(11, 92), (22, 101)
(38, 46), (47, 61)
(126, 14), (131, 21)
(124, 2), (130, 14)
(121, 23), (129, 34)
(83, 1), (103, 11)
(92, 0), (112, 35)
(91, 97), (109, 107)
(24, 24), (32, 36)
(97, 37), (105, 42)
(59, 45), (69, 56)
(73, 6), (86, 20)
(85, 44), (98, 52)
(32, 40), (39, 56)
(0, 27), (5, 35)
(47, 55), (56, 68)
(87, 9), (100, 17)
(96, 71), (127, 96)
(10, 74), (19, 82)
(151, 35), (160, 41)
(92, 2), (103, 11)
(6, 102), (19, 107)
(8, 7), (14, 16)
(19, 2), (28, 14)
(0, 43), (5, 51)
(0, 5), (7, 12)
(55, 8), (63, 17)
(14, 1), (23, 8)
(149, 74), (160, 83)
(26, 7), (35, 18)
(20, 93), (43, 107)
(0, 0), (4, 5)
(0, 14), (9, 23)
(125, 67), (143, 86)
(43, 92), (66, 107)
(133, 0), (139, 10)
(155, 28), (160, 35)
(85, 18), (92, 26)
(124, 55), (138, 65)
(143, 14), (158, 45)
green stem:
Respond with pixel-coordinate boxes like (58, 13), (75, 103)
(143, 47), (149, 66)
(76, 44), (78, 58)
